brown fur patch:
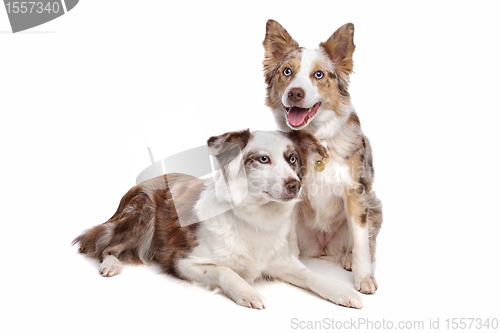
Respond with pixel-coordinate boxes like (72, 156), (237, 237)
(283, 130), (328, 180)
(283, 145), (298, 168)
(319, 23), (355, 75)
(348, 113), (360, 126)
(153, 174), (203, 277)
(310, 59), (343, 116)
(73, 173), (205, 278)
(345, 192), (368, 227)
(319, 23), (355, 97)
(263, 20), (300, 86)
(265, 52), (302, 109)
(208, 129), (251, 171)
(263, 20), (303, 110)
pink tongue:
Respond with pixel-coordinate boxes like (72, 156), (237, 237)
(288, 107), (308, 126)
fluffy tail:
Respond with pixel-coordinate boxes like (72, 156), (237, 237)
(72, 223), (110, 260)
(72, 185), (155, 264)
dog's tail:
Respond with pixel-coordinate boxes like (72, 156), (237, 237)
(72, 185), (156, 264)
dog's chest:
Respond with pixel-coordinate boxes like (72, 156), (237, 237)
(302, 154), (355, 229)
(306, 153), (354, 193)
(198, 217), (289, 281)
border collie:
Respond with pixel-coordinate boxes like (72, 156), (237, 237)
(73, 130), (363, 309)
(263, 20), (383, 294)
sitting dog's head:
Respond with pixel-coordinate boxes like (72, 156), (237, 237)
(263, 20), (355, 131)
(207, 129), (327, 205)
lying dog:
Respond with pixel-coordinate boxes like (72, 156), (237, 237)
(73, 129), (363, 309)
(263, 20), (383, 294)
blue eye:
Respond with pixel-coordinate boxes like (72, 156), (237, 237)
(283, 68), (292, 76)
(259, 156), (270, 163)
(314, 71), (324, 79)
(289, 156), (297, 164)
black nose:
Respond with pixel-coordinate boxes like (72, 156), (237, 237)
(285, 179), (300, 195)
(288, 88), (305, 103)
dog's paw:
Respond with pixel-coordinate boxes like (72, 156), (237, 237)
(341, 252), (353, 271)
(99, 255), (123, 277)
(326, 286), (363, 309)
(233, 290), (267, 310)
(355, 275), (378, 294)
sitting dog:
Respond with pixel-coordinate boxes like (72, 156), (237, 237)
(73, 129), (363, 309)
(263, 20), (383, 294)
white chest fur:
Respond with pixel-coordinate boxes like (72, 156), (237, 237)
(192, 213), (290, 282)
(302, 154), (355, 231)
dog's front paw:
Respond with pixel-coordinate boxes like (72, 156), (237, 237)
(233, 290), (267, 310)
(319, 282), (363, 308)
(332, 290), (363, 309)
(355, 275), (378, 294)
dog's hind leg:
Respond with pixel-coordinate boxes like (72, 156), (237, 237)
(73, 187), (157, 277)
(99, 243), (125, 277)
(100, 255), (123, 277)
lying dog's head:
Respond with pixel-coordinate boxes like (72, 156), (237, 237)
(208, 129), (327, 205)
(263, 20), (355, 131)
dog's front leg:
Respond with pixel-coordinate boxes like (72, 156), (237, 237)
(177, 259), (266, 309)
(287, 215), (300, 257)
(268, 256), (362, 308)
(344, 191), (378, 294)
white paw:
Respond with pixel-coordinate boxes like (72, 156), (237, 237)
(340, 291), (363, 309)
(99, 255), (123, 277)
(233, 290), (267, 310)
(326, 287), (363, 309)
(355, 275), (378, 294)
(341, 252), (353, 271)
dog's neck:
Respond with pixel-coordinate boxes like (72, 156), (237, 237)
(232, 194), (296, 232)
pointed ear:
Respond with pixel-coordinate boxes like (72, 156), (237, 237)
(263, 20), (299, 84)
(207, 129), (251, 168)
(320, 23), (355, 75)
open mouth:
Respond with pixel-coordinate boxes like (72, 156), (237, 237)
(285, 102), (321, 128)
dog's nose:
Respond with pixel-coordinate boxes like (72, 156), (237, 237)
(285, 179), (301, 195)
(288, 88), (305, 103)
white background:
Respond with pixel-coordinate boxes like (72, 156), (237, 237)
(1, 1), (500, 332)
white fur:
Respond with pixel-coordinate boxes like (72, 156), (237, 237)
(100, 255), (122, 277)
(282, 49), (322, 109)
(178, 131), (362, 309)
(348, 215), (377, 293)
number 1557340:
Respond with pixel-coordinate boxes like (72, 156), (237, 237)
(5, 2), (61, 14)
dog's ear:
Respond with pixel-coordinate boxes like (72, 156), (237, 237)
(207, 129), (251, 151)
(320, 23), (355, 76)
(286, 130), (328, 160)
(207, 129), (251, 169)
(284, 130), (328, 181)
(263, 20), (299, 85)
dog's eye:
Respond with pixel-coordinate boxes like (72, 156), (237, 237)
(259, 156), (270, 164)
(314, 71), (324, 79)
(289, 156), (297, 164)
(283, 68), (292, 76)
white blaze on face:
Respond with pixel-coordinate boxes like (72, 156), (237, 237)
(244, 131), (299, 201)
(281, 48), (325, 130)
(282, 48), (322, 109)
